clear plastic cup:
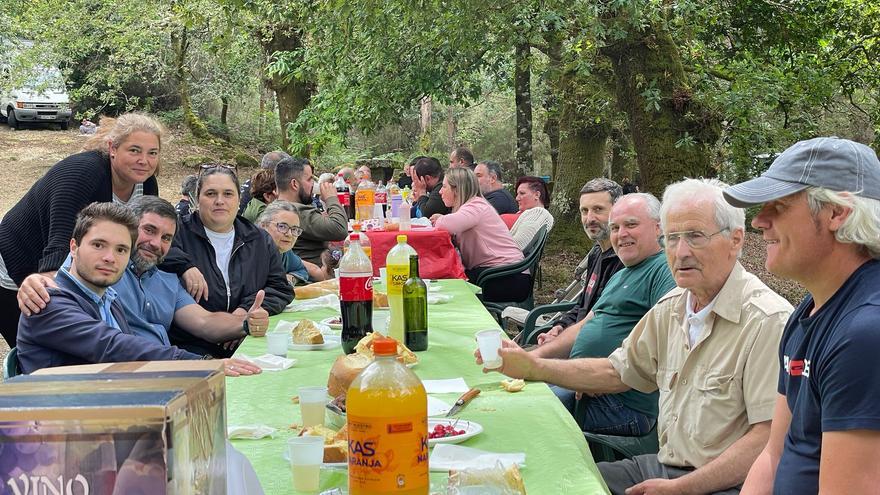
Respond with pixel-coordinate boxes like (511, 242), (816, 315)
(298, 386), (328, 427)
(266, 332), (288, 357)
(288, 436), (324, 491)
(476, 329), (504, 370)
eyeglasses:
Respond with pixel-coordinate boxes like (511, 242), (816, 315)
(659, 229), (728, 249)
(270, 222), (303, 237)
(198, 163), (238, 177)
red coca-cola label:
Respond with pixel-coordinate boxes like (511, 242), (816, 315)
(340, 275), (373, 301)
(337, 192), (351, 206)
(374, 192), (387, 204)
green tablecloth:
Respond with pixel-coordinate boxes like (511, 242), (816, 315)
(228, 279), (610, 494)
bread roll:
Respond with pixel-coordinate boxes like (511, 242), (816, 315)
(327, 353), (371, 397)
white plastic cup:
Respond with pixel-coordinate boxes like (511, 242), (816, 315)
(288, 436), (324, 491)
(476, 329), (504, 370)
(333, 268), (339, 279)
(266, 332), (288, 357)
(298, 386), (328, 427)
(379, 267), (387, 284)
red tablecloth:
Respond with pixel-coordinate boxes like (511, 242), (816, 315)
(364, 228), (467, 280)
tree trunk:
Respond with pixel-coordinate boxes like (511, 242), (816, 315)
(262, 27), (313, 155)
(258, 85), (266, 138)
(514, 41), (534, 172)
(446, 107), (456, 151)
(552, 91), (609, 219)
(601, 26), (720, 194)
(220, 96), (228, 126)
(171, 26), (211, 140)
(539, 33), (564, 182)
(419, 96), (432, 153)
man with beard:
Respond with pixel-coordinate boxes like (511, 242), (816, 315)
(275, 157), (347, 266)
(535, 178), (626, 345)
(16, 198), (265, 376)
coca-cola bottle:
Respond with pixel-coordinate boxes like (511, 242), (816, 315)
(339, 233), (374, 354)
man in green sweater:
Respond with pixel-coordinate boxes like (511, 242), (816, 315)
(274, 157), (348, 267)
(510, 193), (676, 435)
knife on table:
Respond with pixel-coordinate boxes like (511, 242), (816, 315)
(446, 388), (481, 417)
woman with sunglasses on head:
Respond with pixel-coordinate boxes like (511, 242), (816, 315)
(0, 112), (165, 347)
(256, 200), (332, 285)
(160, 165), (293, 357)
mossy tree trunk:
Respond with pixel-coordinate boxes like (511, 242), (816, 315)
(263, 28), (314, 155)
(601, 26), (720, 195)
(171, 26), (211, 140)
(551, 72), (609, 221)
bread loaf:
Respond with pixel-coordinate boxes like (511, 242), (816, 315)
(293, 278), (339, 299)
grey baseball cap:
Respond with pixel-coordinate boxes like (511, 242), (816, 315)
(723, 137), (880, 207)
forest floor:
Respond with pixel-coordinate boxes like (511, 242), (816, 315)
(0, 124), (807, 361)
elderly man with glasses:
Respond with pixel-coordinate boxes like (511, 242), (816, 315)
(480, 178), (793, 494)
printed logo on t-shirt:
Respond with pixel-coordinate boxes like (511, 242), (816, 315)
(585, 273), (598, 295)
(784, 355), (811, 378)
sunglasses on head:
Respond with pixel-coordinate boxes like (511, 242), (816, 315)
(198, 163), (238, 178)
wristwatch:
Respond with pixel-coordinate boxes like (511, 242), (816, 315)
(242, 319), (251, 336)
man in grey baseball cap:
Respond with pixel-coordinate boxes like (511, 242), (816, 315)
(725, 136), (880, 494)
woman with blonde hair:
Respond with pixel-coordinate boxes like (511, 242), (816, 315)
(0, 112), (166, 347)
(431, 168), (529, 302)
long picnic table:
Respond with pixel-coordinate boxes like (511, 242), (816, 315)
(227, 279), (610, 494)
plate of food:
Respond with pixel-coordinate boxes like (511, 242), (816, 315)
(427, 419), (483, 446)
(287, 319), (340, 350)
(320, 316), (343, 331)
(284, 424), (348, 469)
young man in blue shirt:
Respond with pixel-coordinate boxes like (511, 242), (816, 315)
(725, 137), (880, 494)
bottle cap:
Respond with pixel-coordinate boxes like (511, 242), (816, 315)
(353, 223), (361, 230)
(373, 337), (398, 356)
(350, 233), (360, 241)
(397, 235), (408, 243)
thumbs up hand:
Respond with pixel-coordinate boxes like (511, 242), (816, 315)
(246, 290), (269, 337)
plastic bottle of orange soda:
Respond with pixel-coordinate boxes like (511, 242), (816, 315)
(347, 337), (428, 494)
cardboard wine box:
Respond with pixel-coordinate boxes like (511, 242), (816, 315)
(0, 361), (226, 494)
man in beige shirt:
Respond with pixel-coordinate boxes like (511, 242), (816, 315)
(479, 178), (793, 494)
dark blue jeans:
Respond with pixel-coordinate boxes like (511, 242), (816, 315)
(552, 385), (655, 436)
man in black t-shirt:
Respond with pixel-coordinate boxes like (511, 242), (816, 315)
(474, 161), (518, 215)
(725, 137), (880, 494)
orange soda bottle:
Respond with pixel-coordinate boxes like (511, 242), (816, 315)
(347, 337), (428, 494)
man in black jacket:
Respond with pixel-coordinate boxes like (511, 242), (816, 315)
(536, 178), (625, 345)
(410, 156), (451, 218)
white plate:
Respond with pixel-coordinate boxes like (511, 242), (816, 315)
(282, 450), (347, 469)
(288, 334), (341, 351)
(320, 317), (343, 331)
(427, 419), (483, 446)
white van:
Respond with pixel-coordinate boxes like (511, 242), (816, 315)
(1, 66), (72, 130)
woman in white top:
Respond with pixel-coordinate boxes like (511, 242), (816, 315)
(160, 165), (292, 357)
(506, 176), (554, 251)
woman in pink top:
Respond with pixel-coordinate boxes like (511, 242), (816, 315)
(431, 168), (529, 302)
